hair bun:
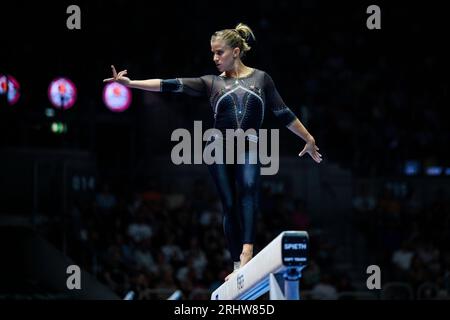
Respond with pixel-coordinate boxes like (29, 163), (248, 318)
(234, 23), (256, 42)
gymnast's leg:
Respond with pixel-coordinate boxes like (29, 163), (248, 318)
(235, 145), (261, 267)
(207, 161), (243, 277)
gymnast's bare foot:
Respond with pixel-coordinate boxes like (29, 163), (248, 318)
(240, 250), (253, 267)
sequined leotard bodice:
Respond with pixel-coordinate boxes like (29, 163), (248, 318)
(161, 68), (297, 135)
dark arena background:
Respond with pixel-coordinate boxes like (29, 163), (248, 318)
(0, 0), (449, 306)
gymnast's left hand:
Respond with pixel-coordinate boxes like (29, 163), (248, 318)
(299, 136), (322, 163)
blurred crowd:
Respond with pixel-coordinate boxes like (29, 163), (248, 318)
(352, 181), (450, 299)
(63, 177), (449, 300)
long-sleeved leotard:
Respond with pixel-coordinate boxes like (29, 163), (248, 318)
(161, 69), (298, 262)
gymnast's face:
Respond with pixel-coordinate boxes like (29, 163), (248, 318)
(211, 39), (239, 73)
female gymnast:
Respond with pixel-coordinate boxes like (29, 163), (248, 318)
(104, 23), (322, 281)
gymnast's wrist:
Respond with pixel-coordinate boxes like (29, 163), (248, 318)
(305, 134), (315, 143)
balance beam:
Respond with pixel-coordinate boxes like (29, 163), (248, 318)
(211, 230), (309, 300)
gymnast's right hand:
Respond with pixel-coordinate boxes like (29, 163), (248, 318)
(103, 65), (131, 86)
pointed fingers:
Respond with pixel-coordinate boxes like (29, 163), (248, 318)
(311, 151), (322, 163)
(111, 65), (117, 78)
(117, 70), (128, 79)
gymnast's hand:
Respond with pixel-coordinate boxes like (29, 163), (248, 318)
(299, 136), (322, 163)
(103, 65), (131, 86)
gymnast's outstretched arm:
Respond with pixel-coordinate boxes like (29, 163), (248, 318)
(103, 65), (211, 96)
